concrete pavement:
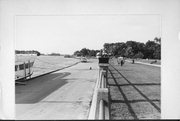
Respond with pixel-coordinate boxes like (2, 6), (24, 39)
(16, 59), (98, 120)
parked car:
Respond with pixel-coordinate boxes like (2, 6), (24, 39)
(81, 57), (87, 62)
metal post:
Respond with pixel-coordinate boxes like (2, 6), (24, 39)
(101, 71), (104, 88)
(23, 62), (26, 79)
(105, 66), (108, 88)
(28, 60), (30, 74)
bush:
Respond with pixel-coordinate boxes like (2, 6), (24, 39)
(133, 52), (144, 59)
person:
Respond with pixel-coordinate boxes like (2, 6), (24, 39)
(117, 58), (120, 65)
(121, 59), (125, 66)
(132, 59), (135, 64)
(117, 56), (123, 65)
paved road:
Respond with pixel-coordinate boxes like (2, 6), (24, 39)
(16, 59), (98, 120)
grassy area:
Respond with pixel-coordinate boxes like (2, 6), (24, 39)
(126, 58), (161, 65)
(137, 59), (161, 65)
(107, 58), (161, 119)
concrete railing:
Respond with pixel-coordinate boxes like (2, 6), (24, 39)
(88, 63), (109, 120)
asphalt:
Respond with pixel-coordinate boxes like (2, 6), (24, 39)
(15, 59), (98, 120)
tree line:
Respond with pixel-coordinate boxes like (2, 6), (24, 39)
(15, 50), (41, 56)
(73, 37), (161, 59)
(103, 37), (161, 59)
(73, 48), (100, 57)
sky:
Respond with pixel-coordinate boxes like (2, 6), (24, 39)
(15, 14), (160, 54)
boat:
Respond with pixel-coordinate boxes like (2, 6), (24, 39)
(15, 60), (35, 82)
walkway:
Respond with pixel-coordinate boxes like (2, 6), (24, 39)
(16, 59), (98, 120)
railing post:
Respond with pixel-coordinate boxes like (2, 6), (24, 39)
(28, 60), (30, 74)
(23, 62), (26, 79)
(98, 63), (109, 120)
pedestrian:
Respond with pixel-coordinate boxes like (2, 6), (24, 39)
(121, 60), (124, 66)
(132, 59), (135, 64)
(117, 58), (120, 65)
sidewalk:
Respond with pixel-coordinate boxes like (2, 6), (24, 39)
(16, 59), (98, 120)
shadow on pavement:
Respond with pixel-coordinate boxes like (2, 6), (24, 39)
(16, 72), (71, 104)
(107, 64), (160, 119)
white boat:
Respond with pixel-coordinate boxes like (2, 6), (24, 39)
(15, 60), (35, 81)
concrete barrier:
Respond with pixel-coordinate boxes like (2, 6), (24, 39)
(88, 64), (109, 120)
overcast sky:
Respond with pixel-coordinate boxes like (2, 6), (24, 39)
(15, 14), (160, 54)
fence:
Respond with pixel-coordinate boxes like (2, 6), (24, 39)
(88, 63), (109, 120)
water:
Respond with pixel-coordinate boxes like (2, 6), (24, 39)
(15, 55), (79, 78)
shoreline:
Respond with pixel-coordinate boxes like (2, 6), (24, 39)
(15, 55), (80, 81)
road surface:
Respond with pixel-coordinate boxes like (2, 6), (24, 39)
(16, 59), (98, 120)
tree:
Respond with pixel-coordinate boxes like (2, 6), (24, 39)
(73, 48), (100, 57)
(154, 37), (161, 44)
(126, 41), (138, 54)
(103, 43), (116, 56)
(74, 37), (161, 59)
(89, 50), (97, 57)
(144, 40), (156, 59)
(133, 52), (144, 59)
(15, 50), (41, 56)
(74, 50), (81, 56)
(124, 46), (134, 58)
(80, 48), (90, 56)
(153, 37), (161, 59)
(36, 51), (41, 56)
(49, 53), (61, 56)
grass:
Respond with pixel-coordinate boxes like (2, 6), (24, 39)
(126, 58), (161, 65)
(137, 59), (161, 65)
(107, 58), (161, 119)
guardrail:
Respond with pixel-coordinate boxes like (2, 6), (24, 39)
(88, 63), (109, 120)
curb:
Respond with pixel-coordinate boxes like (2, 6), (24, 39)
(125, 60), (161, 67)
